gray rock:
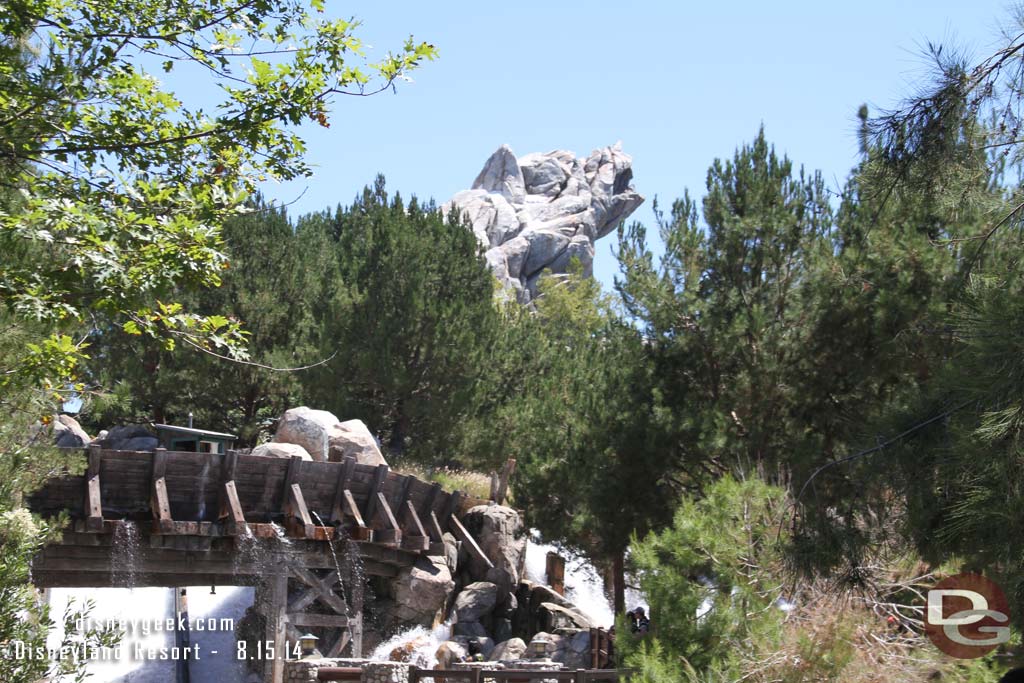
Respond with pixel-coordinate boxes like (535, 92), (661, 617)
(443, 532), (460, 575)
(392, 555), (455, 627)
(98, 424), (154, 450)
(53, 415), (90, 448)
(274, 406), (339, 461)
(445, 143), (643, 304)
(537, 603), (593, 632)
(328, 419), (387, 466)
(490, 637), (527, 662)
(250, 442), (313, 460)
(453, 582), (499, 623)
(493, 618), (514, 644)
(120, 436), (158, 452)
(462, 505), (527, 588)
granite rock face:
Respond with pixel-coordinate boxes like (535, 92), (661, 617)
(53, 415), (90, 448)
(445, 143), (643, 303)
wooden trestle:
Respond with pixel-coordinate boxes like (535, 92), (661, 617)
(27, 445), (494, 683)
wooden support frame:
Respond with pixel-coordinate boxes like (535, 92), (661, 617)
(449, 514), (493, 570)
(400, 500), (429, 552)
(372, 491), (402, 547)
(285, 483), (315, 539)
(330, 456), (357, 524)
(150, 448), (174, 534)
(290, 566), (349, 615)
(217, 450), (246, 536)
(84, 445), (103, 532)
(363, 464), (389, 523)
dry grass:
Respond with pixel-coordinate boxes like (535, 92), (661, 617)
(394, 463), (492, 500)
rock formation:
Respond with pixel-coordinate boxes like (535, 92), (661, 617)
(445, 143), (643, 303)
(52, 414), (91, 448)
(250, 442), (313, 460)
(274, 407), (387, 465)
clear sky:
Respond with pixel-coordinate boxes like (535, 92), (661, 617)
(259, 1), (1012, 290)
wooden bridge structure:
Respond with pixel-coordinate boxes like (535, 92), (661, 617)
(27, 445), (494, 683)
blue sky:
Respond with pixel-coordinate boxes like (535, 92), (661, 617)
(259, 1), (1011, 290)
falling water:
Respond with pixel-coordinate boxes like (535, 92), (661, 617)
(196, 459), (211, 520)
(523, 530), (646, 628)
(370, 621), (452, 667)
(110, 521), (140, 589)
(269, 521), (291, 546)
(233, 523), (261, 576)
(311, 511), (351, 622)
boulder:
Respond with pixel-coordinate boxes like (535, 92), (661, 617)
(392, 555), (455, 627)
(490, 637), (527, 662)
(453, 582), (499, 623)
(462, 505), (527, 587)
(327, 419), (387, 466)
(551, 629), (591, 669)
(53, 415), (90, 448)
(250, 442), (313, 460)
(435, 641), (467, 669)
(98, 425), (155, 451)
(273, 407), (339, 461)
(445, 143), (643, 304)
(537, 603), (593, 632)
(120, 436), (158, 452)
(442, 532), (460, 575)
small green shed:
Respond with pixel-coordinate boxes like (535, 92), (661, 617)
(154, 423), (237, 454)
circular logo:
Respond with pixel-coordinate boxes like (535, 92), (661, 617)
(925, 573), (1011, 659)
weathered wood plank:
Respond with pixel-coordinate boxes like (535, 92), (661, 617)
(363, 464), (389, 523)
(450, 515), (493, 570)
(330, 456), (357, 524)
(287, 612), (349, 628)
(343, 490), (366, 529)
(285, 483), (315, 539)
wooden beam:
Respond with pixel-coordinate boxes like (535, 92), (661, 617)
(429, 511), (446, 543)
(285, 483), (315, 539)
(363, 464), (389, 523)
(286, 612), (349, 628)
(373, 492), (401, 547)
(263, 573), (288, 683)
(220, 481), (246, 535)
(343, 490), (367, 529)
(85, 445), (103, 532)
(326, 630), (351, 658)
(151, 448), (173, 534)
(280, 455), (303, 512)
(400, 500), (429, 552)
(330, 456), (357, 524)
(449, 515), (493, 570)
(291, 566), (349, 616)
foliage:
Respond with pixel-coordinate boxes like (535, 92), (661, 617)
(0, 0), (435, 402)
(300, 177), (499, 460)
(458, 265), (674, 610)
(622, 476), (1007, 683)
(82, 198), (325, 444)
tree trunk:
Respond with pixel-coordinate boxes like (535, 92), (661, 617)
(613, 550), (626, 616)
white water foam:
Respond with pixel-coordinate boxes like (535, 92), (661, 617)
(370, 621), (452, 667)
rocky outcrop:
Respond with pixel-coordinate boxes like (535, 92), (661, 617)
(327, 419), (387, 466)
(462, 505), (526, 589)
(392, 555), (455, 627)
(445, 143), (643, 303)
(452, 582), (499, 623)
(275, 407), (386, 465)
(274, 407), (339, 462)
(96, 425), (157, 451)
(250, 442), (313, 460)
(53, 415), (90, 448)
(490, 637), (527, 662)
(435, 641), (467, 669)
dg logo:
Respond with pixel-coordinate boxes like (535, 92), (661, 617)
(925, 573), (1011, 658)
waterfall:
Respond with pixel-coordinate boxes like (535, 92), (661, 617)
(110, 521), (140, 589)
(524, 530), (647, 628)
(370, 621), (452, 667)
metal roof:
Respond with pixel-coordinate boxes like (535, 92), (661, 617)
(153, 423), (237, 440)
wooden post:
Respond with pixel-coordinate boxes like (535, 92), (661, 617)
(285, 484), (315, 539)
(84, 445), (103, 532)
(546, 551), (566, 595)
(151, 448), (173, 533)
(330, 456), (357, 524)
(364, 464), (389, 523)
(449, 515), (493, 570)
(280, 455), (303, 511)
(263, 572), (288, 683)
